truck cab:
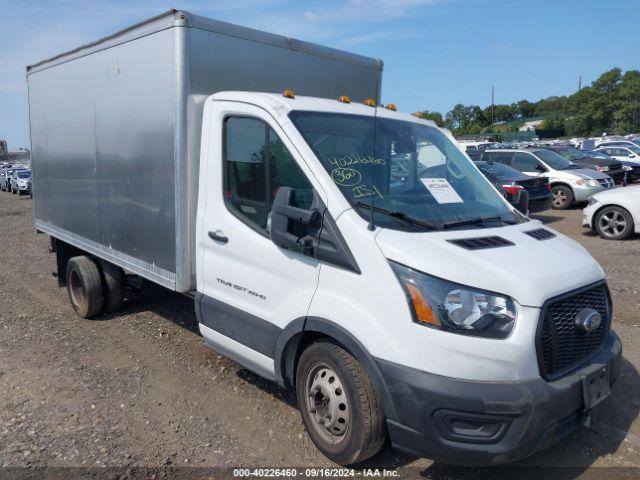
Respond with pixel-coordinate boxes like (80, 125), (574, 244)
(193, 92), (621, 465)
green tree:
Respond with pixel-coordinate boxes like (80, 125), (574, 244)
(414, 110), (444, 127)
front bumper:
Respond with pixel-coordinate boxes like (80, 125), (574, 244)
(377, 331), (621, 466)
(573, 184), (612, 202)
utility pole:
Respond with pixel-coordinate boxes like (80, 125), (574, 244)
(578, 76), (582, 91)
(491, 86), (495, 127)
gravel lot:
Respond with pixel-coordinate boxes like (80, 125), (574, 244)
(0, 193), (639, 479)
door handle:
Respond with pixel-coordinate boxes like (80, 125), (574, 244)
(208, 231), (229, 244)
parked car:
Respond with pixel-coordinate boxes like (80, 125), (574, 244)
(597, 139), (640, 149)
(481, 148), (614, 209)
(596, 145), (640, 164)
(458, 141), (495, 161)
(582, 149), (640, 183)
(583, 185), (640, 240)
(10, 169), (31, 195)
(474, 160), (552, 213)
(1, 167), (20, 191)
(543, 145), (626, 185)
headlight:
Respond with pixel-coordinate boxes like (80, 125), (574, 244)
(596, 165), (610, 172)
(390, 262), (516, 339)
(576, 179), (599, 187)
(623, 165), (633, 171)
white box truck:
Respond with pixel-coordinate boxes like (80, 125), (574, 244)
(28, 9), (621, 466)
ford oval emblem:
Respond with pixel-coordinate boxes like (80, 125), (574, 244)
(575, 308), (602, 333)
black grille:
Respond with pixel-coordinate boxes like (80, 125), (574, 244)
(598, 178), (614, 188)
(447, 236), (514, 250)
(524, 228), (556, 241)
(537, 283), (610, 380)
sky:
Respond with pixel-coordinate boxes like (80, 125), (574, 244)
(1, 0), (639, 149)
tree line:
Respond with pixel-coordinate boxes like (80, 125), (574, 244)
(415, 68), (640, 137)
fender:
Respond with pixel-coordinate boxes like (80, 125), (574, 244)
(273, 316), (398, 422)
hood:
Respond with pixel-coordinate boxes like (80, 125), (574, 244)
(593, 184), (640, 202)
(375, 222), (604, 307)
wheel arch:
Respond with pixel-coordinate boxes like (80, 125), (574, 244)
(549, 181), (573, 190)
(593, 203), (635, 231)
(274, 316), (398, 422)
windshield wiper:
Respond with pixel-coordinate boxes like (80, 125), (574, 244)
(441, 215), (511, 229)
(355, 201), (438, 231)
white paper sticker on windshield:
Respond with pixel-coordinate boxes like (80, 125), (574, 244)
(420, 178), (463, 204)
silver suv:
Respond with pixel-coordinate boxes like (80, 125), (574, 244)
(482, 148), (614, 209)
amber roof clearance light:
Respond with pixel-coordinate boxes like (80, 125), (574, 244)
(385, 103), (397, 111)
(283, 89), (295, 99)
(338, 95), (351, 103)
(363, 98), (376, 107)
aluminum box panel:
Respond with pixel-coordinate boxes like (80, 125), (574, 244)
(28, 9), (383, 292)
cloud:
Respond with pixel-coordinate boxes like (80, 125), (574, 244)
(303, 0), (448, 22)
(336, 30), (421, 49)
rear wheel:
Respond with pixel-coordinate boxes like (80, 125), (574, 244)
(296, 340), (386, 465)
(99, 260), (125, 313)
(595, 206), (634, 240)
(66, 256), (104, 318)
(551, 185), (573, 210)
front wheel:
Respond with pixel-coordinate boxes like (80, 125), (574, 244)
(551, 185), (574, 210)
(296, 340), (386, 465)
(595, 206), (634, 240)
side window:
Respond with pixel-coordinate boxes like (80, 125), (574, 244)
(267, 127), (314, 210)
(483, 151), (512, 164)
(512, 152), (541, 172)
(225, 117), (268, 230)
(225, 117), (314, 233)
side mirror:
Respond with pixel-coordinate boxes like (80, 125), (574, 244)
(270, 187), (319, 254)
(629, 153), (635, 158)
(534, 164), (546, 172)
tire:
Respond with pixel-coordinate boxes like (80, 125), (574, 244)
(551, 185), (574, 210)
(595, 206), (634, 240)
(99, 260), (125, 313)
(296, 340), (386, 465)
(66, 256), (104, 318)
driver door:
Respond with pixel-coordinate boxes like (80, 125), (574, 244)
(196, 102), (324, 378)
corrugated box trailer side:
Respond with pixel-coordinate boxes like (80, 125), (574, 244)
(27, 9), (383, 292)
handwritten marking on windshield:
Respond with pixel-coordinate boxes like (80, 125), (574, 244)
(353, 184), (383, 199)
(331, 168), (362, 186)
(329, 154), (386, 168)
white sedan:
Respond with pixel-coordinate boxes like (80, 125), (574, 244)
(583, 185), (640, 240)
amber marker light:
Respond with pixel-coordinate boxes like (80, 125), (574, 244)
(283, 89), (295, 99)
(338, 95), (351, 103)
(405, 284), (441, 327)
(363, 98), (376, 107)
(386, 103), (397, 111)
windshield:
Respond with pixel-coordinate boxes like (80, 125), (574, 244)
(289, 111), (519, 230)
(17, 171), (30, 179)
(628, 146), (640, 155)
(534, 149), (574, 170)
(553, 147), (586, 161)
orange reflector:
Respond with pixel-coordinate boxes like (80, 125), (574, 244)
(283, 89), (295, 99)
(386, 103), (397, 111)
(406, 284), (441, 326)
(338, 95), (351, 104)
(363, 98), (376, 107)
